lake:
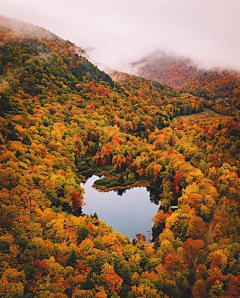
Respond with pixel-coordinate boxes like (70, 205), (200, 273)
(81, 175), (160, 241)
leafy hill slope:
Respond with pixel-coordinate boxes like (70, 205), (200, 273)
(0, 16), (240, 298)
(131, 50), (240, 116)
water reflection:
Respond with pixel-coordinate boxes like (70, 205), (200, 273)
(147, 187), (161, 205)
(114, 189), (127, 196)
(81, 175), (160, 241)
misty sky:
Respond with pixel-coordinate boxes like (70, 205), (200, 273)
(1, 0), (240, 71)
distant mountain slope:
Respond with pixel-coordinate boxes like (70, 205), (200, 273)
(131, 50), (201, 88)
(131, 50), (240, 115)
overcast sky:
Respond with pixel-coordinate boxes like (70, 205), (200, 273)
(1, 0), (240, 71)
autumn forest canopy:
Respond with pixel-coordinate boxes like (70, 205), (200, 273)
(0, 16), (240, 298)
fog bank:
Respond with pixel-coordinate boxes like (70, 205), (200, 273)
(1, 0), (240, 71)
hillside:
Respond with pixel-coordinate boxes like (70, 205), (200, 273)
(131, 51), (201, 88)
(0, 16), (240, 298)
(131, 51), (240, 116)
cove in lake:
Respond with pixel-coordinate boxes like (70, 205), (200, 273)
(81, 175), (160, 241)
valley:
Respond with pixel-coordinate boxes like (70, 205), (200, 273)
(0, 15), (239, 298)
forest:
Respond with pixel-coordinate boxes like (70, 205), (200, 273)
(0, 16), (240, 298)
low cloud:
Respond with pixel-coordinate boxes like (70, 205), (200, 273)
(1, 0), (240, 71)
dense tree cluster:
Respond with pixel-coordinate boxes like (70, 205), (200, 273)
(0, 16), (239, 297)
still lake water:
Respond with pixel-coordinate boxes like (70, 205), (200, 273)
(81, 175), (160, 241)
